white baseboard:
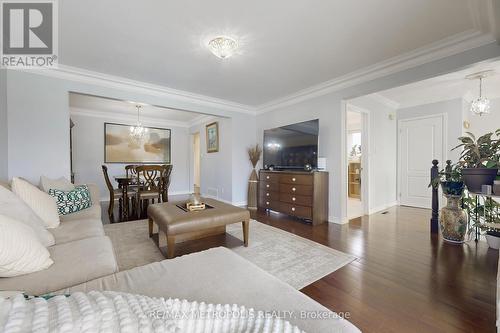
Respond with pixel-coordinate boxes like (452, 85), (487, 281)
(202, 194), (247, 207)
(328, 216), (350, 224)
(368, 201), (399, 215)
(100, 190), (191, 203)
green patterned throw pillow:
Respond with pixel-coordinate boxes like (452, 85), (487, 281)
(48, 185), (92, 215)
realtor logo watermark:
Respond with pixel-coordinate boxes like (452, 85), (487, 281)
(1, 0), (58, 68)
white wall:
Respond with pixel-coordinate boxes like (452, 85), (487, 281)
(349, 96), (398, 213)
(3, 69), (256, 205)
(256, 42), (500, 222)
(397, 99), (463, 163)
(189, 117), (233, 203)
(0, 70), (7, 181)
(465, 97), (500, 137)
(71, 112), (190, 200)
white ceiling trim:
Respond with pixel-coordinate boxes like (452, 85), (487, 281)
(28, 65), (257, 115)
(369, 93), (400, 109)
(70, 107), (191, 128)
(256, 30), (495, 114)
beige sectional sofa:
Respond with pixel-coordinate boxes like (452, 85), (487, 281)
(0, 181), (360, 332)
(0, 182), (118, 295)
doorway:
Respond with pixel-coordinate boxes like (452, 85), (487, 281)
(192, 132), (201, 194)
(398, 114), (446, 208)
(346, 107), (368, 219)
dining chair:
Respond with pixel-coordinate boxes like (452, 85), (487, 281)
(102, 165), (137, 223)
(102, 165), (123, 223)
(161, 164), (173, 202)
(135, 165), (167, 219)
(125, 164), (139, 178)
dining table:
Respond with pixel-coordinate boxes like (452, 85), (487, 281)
(113, 174), (170, 222)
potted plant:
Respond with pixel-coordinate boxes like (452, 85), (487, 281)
(429, 161), (467, 243)
(429, 160), (465, 196)
(452, 130), (499, 193)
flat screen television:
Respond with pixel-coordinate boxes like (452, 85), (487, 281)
(263, 119), (319, 170)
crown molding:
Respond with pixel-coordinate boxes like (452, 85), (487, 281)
(23, 65), (257, 115)
(368, 93), (400, 109)
(188, 114), (218, 127)
(70, 107), (191, 128)
(255, 30), (496, 114)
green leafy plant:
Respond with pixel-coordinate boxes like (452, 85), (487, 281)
(452, 130), (500, 168)
(429, 161), (462, 189)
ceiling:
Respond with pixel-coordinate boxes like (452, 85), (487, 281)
(375, 59), (500, 108)
(69, 93), (209, 125)
(59, 0), (496, 107)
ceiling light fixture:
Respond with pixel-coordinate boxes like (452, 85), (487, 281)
(467, 71), (494, 116)
(207, 36), (238, 59)
(130, 105), (148, 141)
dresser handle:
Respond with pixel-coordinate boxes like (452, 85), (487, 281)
(292, 197), (296, 201)
(266, 184), (270, 188)
(292, 177), (296, 182)
(291, 207), (296, 212)
(292, 187), (296, 192)
(266, 176), (270, 180)
(266, 193), (270, 197)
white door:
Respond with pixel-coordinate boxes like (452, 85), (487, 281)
(399, 115), (445, 208)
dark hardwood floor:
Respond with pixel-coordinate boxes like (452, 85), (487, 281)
(103, 201), (498, 332)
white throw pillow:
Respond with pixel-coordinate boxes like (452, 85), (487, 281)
(0, 215), (53, 277)
(0, 185), (55, 247)
(39, 176), (75, 193)
(11, 177), (60, 229)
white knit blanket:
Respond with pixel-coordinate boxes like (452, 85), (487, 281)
(0, 291), (306, 333)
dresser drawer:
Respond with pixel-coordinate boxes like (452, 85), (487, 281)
(280, 193), (313, 206)
(280, 203), (312, 219)
(280, 174), (313, 185)
(259, 199), (280, 211)
(259, 181), (280, 192)
(260, 172), (280, 183)
(280, 184), (313, 196)
(259, 190), (280, 201)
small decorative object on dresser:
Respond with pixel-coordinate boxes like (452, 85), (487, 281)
(247, 144), (262, 210)
(258, 170), (328, 225)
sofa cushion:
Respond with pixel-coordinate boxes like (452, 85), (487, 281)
(39, 176), (74, 192)
(0, 236), (118, 295)
(11, 177), (60, 229)
(0, 215), (53, 277)
(48, 185), (92, 216)
(0, 186), (55, 247)
(59, 184), (101, 222)
(58, 247), (360, 333)
(50, 218), (104, 244)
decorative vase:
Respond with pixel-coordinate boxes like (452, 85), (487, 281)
(439, 195), (467, 243)
(247, 168), (258, 209)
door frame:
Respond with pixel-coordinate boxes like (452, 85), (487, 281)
(397, 113), (447, 208)
(342, 102), (371, 221)
(189, 132), (201, 193)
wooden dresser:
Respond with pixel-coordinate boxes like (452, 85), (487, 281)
(258, 170), (328, 225)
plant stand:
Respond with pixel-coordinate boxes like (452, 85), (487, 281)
(465, 192), (500, 244)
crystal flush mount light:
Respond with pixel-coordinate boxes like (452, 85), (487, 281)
(467, 70), (494, 116)
(207, 36), (238, 59)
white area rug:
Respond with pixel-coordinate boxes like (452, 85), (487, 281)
(104, 220), (356, 290)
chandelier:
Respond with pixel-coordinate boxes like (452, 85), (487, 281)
(130, 105), (148, 141)
(468, 71), (492, 116)
(207, 36), (238, 59)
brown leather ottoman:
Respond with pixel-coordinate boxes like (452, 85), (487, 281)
(147, 198), (250, 258)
